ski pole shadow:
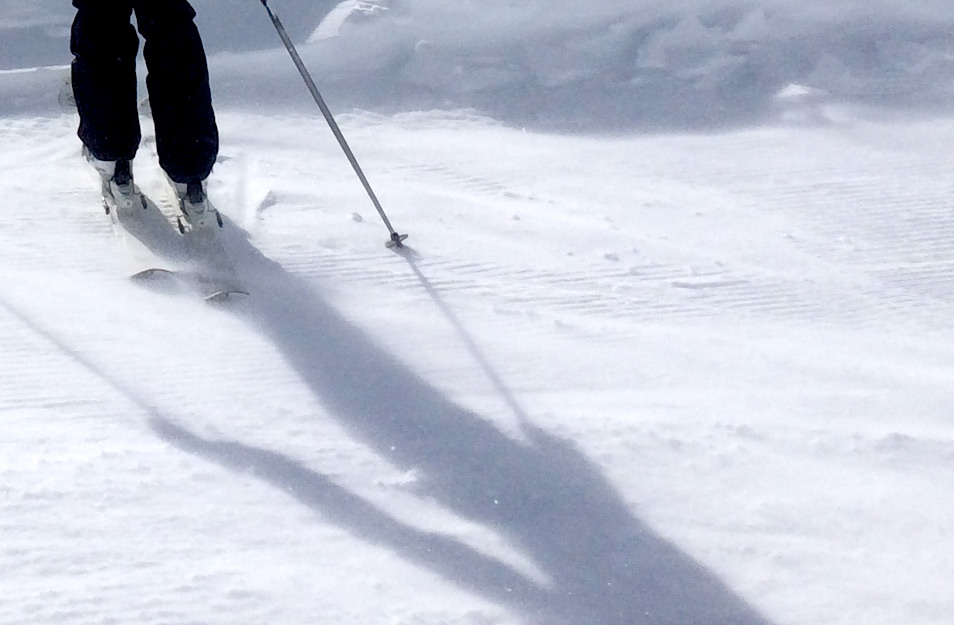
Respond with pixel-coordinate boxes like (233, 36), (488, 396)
(193, 227), (778, 625)
(393, 245), (530, 425)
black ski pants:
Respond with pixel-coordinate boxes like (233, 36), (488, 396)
(71, 0), (218, 184)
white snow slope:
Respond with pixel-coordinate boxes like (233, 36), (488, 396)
(2, 3), (954, 625)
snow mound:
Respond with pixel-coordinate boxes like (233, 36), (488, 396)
(5, 1), (954, 129)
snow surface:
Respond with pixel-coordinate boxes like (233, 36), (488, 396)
(2, 2), (954, 625)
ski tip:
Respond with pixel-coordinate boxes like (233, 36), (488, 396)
(205, 289), (250, 304)
(131, 268), (176, 281)
(129, 268), (180, 295)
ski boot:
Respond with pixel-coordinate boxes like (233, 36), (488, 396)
(171, 179), (223, 234)
(84, 147), (146, 216)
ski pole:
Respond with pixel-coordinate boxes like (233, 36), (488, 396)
(258, 0), (408, 249)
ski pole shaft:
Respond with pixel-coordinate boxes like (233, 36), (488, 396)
(259, 0), (407, 248)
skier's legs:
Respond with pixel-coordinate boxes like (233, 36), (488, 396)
(134, 0), (218, 184)
(70, 0), (140, 162)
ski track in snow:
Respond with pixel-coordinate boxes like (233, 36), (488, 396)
(2, 108), (954, 625)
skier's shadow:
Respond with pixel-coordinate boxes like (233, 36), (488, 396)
(111, 194), (189, 262)
(154, 226), (776, 625)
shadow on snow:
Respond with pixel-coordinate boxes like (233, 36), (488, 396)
(150, 225), (776, 625)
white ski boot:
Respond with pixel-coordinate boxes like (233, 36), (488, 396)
(170, 178), (223, 233)
(84, 147), (146, 216)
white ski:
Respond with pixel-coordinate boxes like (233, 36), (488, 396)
(179, 229), (249, 303)
(161, 175), (249, 302)
(102, 188), (247, 302)
(102, 187), (178, 281)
